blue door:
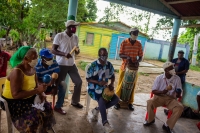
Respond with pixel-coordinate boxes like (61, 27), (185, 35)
(115, 36), (126, 60)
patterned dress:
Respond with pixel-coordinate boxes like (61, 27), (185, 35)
(86, 59), (114, 101)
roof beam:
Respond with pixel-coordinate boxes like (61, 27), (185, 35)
(181, 16), (200, 20)
(103, 0), (179, 18)
(161, 24), (200, 29)
(159, 0), (182, 16)
(168, 0), (200, 5)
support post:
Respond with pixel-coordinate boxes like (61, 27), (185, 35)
(191, 34), (200, 66)
(67, 0), (78, 21)
(65, 0), (79, 98)
(168, 18), (181, 61)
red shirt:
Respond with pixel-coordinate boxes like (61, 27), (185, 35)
(0, 51), (11, 77)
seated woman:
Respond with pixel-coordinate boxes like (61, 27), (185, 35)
(86, 48), (119, 133)
(2, 46), (55, 133)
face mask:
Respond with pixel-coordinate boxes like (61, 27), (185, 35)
(44, 59), (53, 66)
(28, 59), (38, 68)
(71, 27), (76, 33)
(100, 56), (107, 62)
(130, 34), (138, 41)
(168, 69), (175, 76)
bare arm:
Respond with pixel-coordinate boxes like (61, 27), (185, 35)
(176, 70), (188, 75)
(152, 90), (168, 95)
(10, 69), (46, 99)
(119, 54), (129, 59)
(52, 44), (66, 56)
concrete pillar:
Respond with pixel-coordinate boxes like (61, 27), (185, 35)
(191, 34), (200, 65)
(67, 0), (78, 21)
(168, 18), (181, 62)
(65, 0), (79, 98)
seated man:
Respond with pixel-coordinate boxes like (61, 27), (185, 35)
(35, 48), (65, 114)
(143, 62), (183, 133)
(86, 48), (119, 133)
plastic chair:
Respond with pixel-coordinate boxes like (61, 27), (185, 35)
(0, 77), (15, 133)
(84, 64), (91, 113)
(145, 92), (182, 120)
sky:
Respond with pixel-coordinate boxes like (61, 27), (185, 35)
(95, 0), (185, 41)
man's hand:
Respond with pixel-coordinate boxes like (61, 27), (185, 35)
(65, 53), (72, 59)
(98, 81), (108, 86)
(108, 84), (114, 91)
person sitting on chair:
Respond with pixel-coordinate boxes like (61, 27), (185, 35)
(2, 46), (55, 133)
(143, 62), (183, 133)
(35, 48), (60, 109)
(86, 48), (119, 133)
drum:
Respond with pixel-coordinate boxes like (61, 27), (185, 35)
(102, 87), (114, 101)
(120, 68), (137, 102)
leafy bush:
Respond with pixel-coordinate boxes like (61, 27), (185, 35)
(78, 61), (88, 71)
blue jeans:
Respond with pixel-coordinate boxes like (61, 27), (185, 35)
(97, 94), (119, 125)
(55, 84), (67, 108)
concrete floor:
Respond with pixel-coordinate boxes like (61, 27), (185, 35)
(86, 93), (200, 133)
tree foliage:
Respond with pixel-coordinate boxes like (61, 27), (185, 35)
(0, 0), (97, 46)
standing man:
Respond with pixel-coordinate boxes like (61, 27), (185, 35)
(52, 20), (83, 110)
(172, 50), (189, 84)
(0, 44), (11, 78)
(114, 27), (143, 110)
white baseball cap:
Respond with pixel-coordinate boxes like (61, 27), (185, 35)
(130, 27), (139, 32)
(64, 20), (80, 27)
(163, 62), (174, 70)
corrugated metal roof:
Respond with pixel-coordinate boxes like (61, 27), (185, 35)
(169, 1), (200, 18)
(103, 0), (200, 20)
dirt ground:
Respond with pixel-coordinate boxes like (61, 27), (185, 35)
(1, 57), (200, 133)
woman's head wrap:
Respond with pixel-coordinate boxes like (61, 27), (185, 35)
(10, 46), (31, 68)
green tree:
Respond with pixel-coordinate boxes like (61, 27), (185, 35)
(83, 0), (97, 22)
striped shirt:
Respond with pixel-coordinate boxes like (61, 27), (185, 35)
(152, 74), (182, 98)
(119, 38), (143, 70)
(35, 59), (60, 81)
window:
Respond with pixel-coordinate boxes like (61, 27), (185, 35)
(86, 33), (94, 45)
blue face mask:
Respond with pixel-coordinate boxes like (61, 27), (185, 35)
(100, 55), (107, 62)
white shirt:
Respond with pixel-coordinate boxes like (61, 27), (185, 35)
(152, 74), (182, 98)
(53, 31), (79, 66)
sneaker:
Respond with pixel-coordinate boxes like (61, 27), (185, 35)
(91, 108), (99, 122)
(104, 123), (114, 133)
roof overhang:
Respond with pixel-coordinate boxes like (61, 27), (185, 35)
(103, 0), (200, 20)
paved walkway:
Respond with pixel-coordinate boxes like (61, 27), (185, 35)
(83, 59), (164, 74)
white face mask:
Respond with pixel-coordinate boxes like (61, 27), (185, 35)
(28, 59), (38, 68)
(44, 59), (53, 66)
(168, 69), (176, 76)
(130, 34), (138, 41)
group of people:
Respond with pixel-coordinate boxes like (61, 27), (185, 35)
(0, 19), (194, 133)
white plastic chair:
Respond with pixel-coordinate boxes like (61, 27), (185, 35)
(0, 77), (14, 133)
(84, 64), (91, 113)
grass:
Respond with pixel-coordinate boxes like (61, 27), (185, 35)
(190, 65), (200, 72)
(159, 59), (167, 62)
(77, 61), (88, 71)
(139, 72), (149, 76)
